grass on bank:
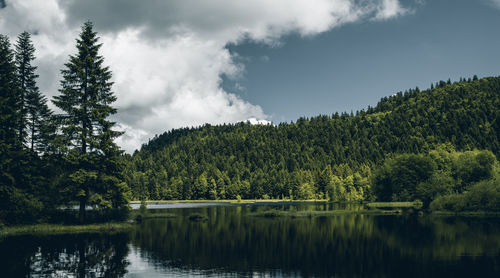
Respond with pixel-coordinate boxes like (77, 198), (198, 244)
(248, 208), (404, 218)
(129, 199), (329, 205)
(0, 222), (133, 238)
(366, 201), (417, 208)
(130, 210), (177, 221)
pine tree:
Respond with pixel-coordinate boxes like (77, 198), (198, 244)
(14, 31), (36, 146)
(0, 35), (19, 188)
(14, 31), (54, 154)
(26, 92), (54, 154)
(53, 22), (128, 222)
(0, 35), (43, 223)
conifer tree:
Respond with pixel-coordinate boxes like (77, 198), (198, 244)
(0, 35), (19, 188)
(14, 31), (54, 153)
(0, 35), (42, 223)
(53, 22), (128, 222)
(14, 31), (37, 145)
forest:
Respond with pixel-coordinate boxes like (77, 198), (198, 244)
(125, 75), (500, 211)
(1, 22), (499, 226)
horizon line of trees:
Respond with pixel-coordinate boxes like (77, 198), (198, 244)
(0, 22), (129, 225)
(125, 76), (499, 209)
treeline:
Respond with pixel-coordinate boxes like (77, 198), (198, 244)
(0, 23), (128, 225)
(125, 76), (500, 204)
(373, 147), (499, 210)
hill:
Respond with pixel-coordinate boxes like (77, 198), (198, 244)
(124, 76), (500, 201)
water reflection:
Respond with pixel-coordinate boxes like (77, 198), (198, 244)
(1, 204), (500, 277)
(0, 233), (129, 277)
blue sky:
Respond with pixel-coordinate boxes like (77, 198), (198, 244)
(1, 0), (499, 151)
(224, 0), (500, 122)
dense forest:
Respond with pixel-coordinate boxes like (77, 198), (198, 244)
(0, 23), (129, 225)
(1, 23), (500, 226)
(125, 76), (500, 210)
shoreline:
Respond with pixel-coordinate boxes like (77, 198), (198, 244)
(0, 222), (133, 238)
(3, 201), (500, 237)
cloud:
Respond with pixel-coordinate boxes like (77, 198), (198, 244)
(373, 0), (410, 20)
(1, 0), (410, 152)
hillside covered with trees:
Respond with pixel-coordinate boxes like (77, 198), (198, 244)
(125, 76), (500, 207)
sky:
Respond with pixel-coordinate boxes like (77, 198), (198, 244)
(1, 0), (499, 152)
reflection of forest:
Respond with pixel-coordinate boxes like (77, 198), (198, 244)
(130, 206), (500, 277)
(0, 233), (130, 277)
(0, 206), (499, 277)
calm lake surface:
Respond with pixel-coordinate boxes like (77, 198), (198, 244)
(1, 203), (500, 277)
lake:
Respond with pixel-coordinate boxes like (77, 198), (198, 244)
(1, 203), (499, 277)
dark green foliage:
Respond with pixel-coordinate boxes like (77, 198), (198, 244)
(0, 34), (42, 223)
(14, 31), (37, 146)
(53, 22), (129, 222)
(372, 154), (436, 201)
(14, 32), (55, 155)
(126, 76), (500, 202)
(1, 24), (128, 225)
(430, 176), (500, 212)
(0, 35), (19, 188)
(373, 148), (499, 209)
(453, 150), (496, 192)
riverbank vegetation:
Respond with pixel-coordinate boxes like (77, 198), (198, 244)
(0, 222), (133, 238)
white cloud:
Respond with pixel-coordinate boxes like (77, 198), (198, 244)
(0, 0), (409, 152)
(373, 0), (409, 20)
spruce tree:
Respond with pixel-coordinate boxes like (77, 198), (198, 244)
(0, 35), (42, 223)
(14, 31), (37, 145)
(14, 31), (54, 153)
(53, 22), (128, 222)
(0, 35), (19, 188)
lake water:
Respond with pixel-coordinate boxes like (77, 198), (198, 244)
(1, 203), (499, 277)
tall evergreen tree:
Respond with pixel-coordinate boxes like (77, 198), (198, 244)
(0, 35), (19, 188)
(53, 22), (128, 222)
(26, 91), (54, 154)
(0, 35), (42, 223)
(13, 31), (36, 145)
(14, 31), (54, 153)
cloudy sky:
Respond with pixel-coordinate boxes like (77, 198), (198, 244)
(1, 0), (499, 152)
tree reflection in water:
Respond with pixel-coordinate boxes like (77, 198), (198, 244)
(1, 204), (500, 277)
(0, 233), (129, 277)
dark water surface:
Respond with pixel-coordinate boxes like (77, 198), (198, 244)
(1, 203), (500, 277)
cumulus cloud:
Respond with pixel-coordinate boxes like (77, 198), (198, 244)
(1, 0), (409, 152)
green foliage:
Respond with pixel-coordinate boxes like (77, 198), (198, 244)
(0, 25), (129, 225)
(126, 76), (500, 202)
(453, 150), (496, 192)
(430, 175), (500, 212)
(0, 34), (44, 224)
(52, 22), (129, 222)
(0, 34), (20, 189)
(373, 147), (500, 210)
(415, 171), (454, 206)
(372, 154), (436, 201)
